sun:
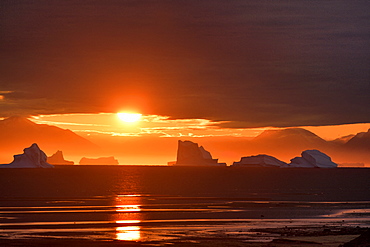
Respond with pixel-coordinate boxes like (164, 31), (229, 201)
(117, 112), (142, 123)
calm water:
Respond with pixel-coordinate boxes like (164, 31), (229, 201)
(0, 166), (370, 242)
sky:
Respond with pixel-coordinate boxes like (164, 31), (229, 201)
(26, 113), (370, 165)
(1, 0), (369, 128)
(1, 1), (370, 166)
(30, 113), (370, 141)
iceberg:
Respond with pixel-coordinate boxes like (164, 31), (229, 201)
(47, 150), (74, 165)
(232, 154), (287, 167)
(232, 150), (337, 168)
(0, 143), (54, 168)
(79, 156), (119, 165)
(286, 150), (338, 168)
(172, 140), (226, 166)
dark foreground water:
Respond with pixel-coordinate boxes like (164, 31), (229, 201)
(0, 166), (369, 243)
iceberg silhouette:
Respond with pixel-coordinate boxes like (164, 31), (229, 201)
(79, 156), (119, 165)
(47, 150), (74, 165)
(172, 140), (226, 166)
(232, 154), (287, 167)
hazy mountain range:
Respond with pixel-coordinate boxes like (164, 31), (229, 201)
(0, 116), (368, 166)
(247, 127), (370, 166)
(0, 116), (100, 162)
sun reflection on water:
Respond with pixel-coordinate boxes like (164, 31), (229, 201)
(114, 195), (142, 241)
(116, 226), (141, 241)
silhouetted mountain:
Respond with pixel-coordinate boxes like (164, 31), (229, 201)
(253, 128), (328, 152)
(210, 128), (334, 163)
(344, 129), (370, 151)
(0, 116), (100, 158)
(330, 134), (356, 145)
(254, 128), (327, 144)
(249, 127), (369, 166)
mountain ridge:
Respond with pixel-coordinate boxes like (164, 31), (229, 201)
(0, 116), (100, 160)
(344, 129), (370, 150)
(0, 116), (368, 166)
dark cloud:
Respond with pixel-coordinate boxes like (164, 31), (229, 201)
(1, 0), (369, 127)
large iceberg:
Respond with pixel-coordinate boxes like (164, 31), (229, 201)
(286, 150), (338, 168)
(0, 143), (54, 168)
(172, 140), (226, 166)
(47, 150), (74, 165)
(232, 154), (287, 167)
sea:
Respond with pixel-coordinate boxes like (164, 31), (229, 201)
(0, 166), (370, 243)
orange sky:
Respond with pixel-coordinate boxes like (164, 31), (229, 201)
(25, 113), (370, 166)
(1, 2), (369, 166)
(1, 1), (369, 129)
(31, 113), (370, 140)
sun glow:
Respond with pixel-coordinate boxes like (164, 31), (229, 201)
(117, 112), (142, 123)
(116, 226), (141, 241)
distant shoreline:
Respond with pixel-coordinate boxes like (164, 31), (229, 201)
(0, 225), (367, 246)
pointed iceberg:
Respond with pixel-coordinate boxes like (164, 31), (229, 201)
(47, 150), (74, 165)
(0, 143), (54, 168)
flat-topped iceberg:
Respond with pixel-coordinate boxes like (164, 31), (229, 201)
(232, 154), (287, 167)
(172, 140), (226, 166)
(0, 143), (54, 168)
(286, 150), (338, 168)
(79, 156), (119, 165)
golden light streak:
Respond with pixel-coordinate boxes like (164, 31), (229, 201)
(117, 112), (142, 123)
(29, 113), (370, 140)
(115, 205), (141, 212)
(116, 220), (141, 224)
